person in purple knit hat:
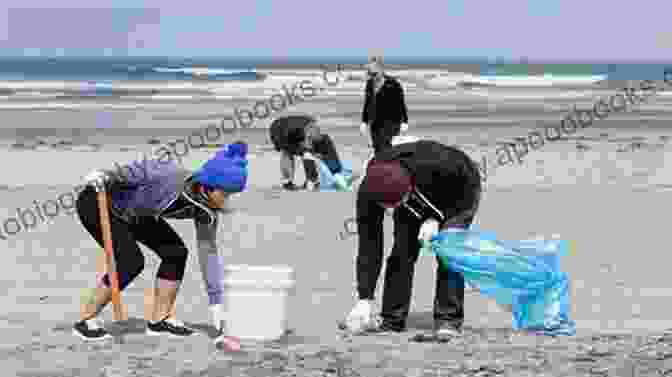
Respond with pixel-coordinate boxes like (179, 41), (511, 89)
(74, 142), (248, 350)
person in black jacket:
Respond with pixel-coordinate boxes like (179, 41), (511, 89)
(269, 114), (345, 191)
(345, 140), (482, 342)
(360, 57), (409, 153)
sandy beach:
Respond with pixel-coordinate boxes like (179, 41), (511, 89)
(2, 72), (672, 376)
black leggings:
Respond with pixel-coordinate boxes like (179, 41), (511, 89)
(76, 186), (189, 291)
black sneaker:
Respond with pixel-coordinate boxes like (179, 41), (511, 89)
(301, 181), (320, 191)
(72, 318), (112, 341)
(411, 323), (462, 343)
(363, 318), (405, 334)
(281, 182), (301, 191)
(146, 318), (194, 337)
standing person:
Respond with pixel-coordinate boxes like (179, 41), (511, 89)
(74, 142), (247, 350)
(360, 55), (409, 153)
(269, 114), (348, 191)
(344, 140), (482, 342)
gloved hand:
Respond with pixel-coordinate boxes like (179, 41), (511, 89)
(359, 122), (369, 137)
(400, 123), (409, 133)
(333, 173), (349, 191)
(418, 218), (440, 243)
(84, 169), (109, 191)
(345, 299), (374, 333)
(359, 122), (372, 147)
(209, 304), (225, 333)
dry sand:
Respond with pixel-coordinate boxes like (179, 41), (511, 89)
(2, 81), (672, 376)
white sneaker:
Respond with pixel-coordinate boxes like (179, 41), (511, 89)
(345, 300), (375, 333)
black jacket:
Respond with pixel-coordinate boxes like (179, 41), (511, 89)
(361, 74), (409, 131)
(268, 114), (343, 173)
(269, 115), (315, 154)
(356, 140), (482, 256)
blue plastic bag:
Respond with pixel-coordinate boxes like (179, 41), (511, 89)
(429, 226), (576, 336)
(318, 160), (354, 191)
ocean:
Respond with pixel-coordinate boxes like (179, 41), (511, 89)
(0, 56), (669, 142)
(0, 56), (669, 83)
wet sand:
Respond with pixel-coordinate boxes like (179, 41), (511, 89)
(1, 80), (672, 375)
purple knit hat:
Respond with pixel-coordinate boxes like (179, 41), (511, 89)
(360, 159), (413, 205)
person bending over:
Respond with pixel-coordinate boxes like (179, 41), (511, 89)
(269, 114), (347, 191)
(74, 142), (247, 350)
(345, 139), (481, 342)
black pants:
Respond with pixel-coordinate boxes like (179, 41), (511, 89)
(76, 186), (189, 290)
(272, 132), (343, 182)
(370, 121), (401, 153)
(380, 209), (474, 331)
(311, 134), (343, 175)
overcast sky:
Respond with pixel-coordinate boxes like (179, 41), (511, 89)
(0, 0), (669, 61)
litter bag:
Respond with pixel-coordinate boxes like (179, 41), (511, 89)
(319, 160), (354, 192)
(430, 226), (576, 336)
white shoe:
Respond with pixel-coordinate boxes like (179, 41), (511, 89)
(345, 299), (375, 333)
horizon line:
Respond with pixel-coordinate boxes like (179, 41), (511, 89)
(0, 55), (670, 64)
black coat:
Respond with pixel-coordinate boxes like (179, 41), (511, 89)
(361, 74), (409, 132)
(268, 114), (343, 173)
(269, 115), (315, 154)
(356, 140), (482, 258)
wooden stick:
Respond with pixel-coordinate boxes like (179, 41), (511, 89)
(96, 189), (124, 322)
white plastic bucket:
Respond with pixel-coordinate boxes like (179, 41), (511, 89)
(222, 264), (295, 341)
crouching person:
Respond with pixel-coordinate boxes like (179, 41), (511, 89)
(74, 142), (247, 350)
(269, 114), (348, 191)
(345, 139), (481, 342)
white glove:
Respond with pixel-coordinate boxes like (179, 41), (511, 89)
(418, 218), (440, 243)
(400, 123), (409, 133)
(345, 299), (373, 333)
(360, 123), (372, 147)
(359, 122), (369, 137)
(333, 173), (349, 190)
(84, 169), (108, 191)
(209, 304), (225, 333)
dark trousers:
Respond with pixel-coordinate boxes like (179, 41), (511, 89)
(312, 134), (343, 174)
(370, 121), (401, 153)
(380, 209), (474, 331)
